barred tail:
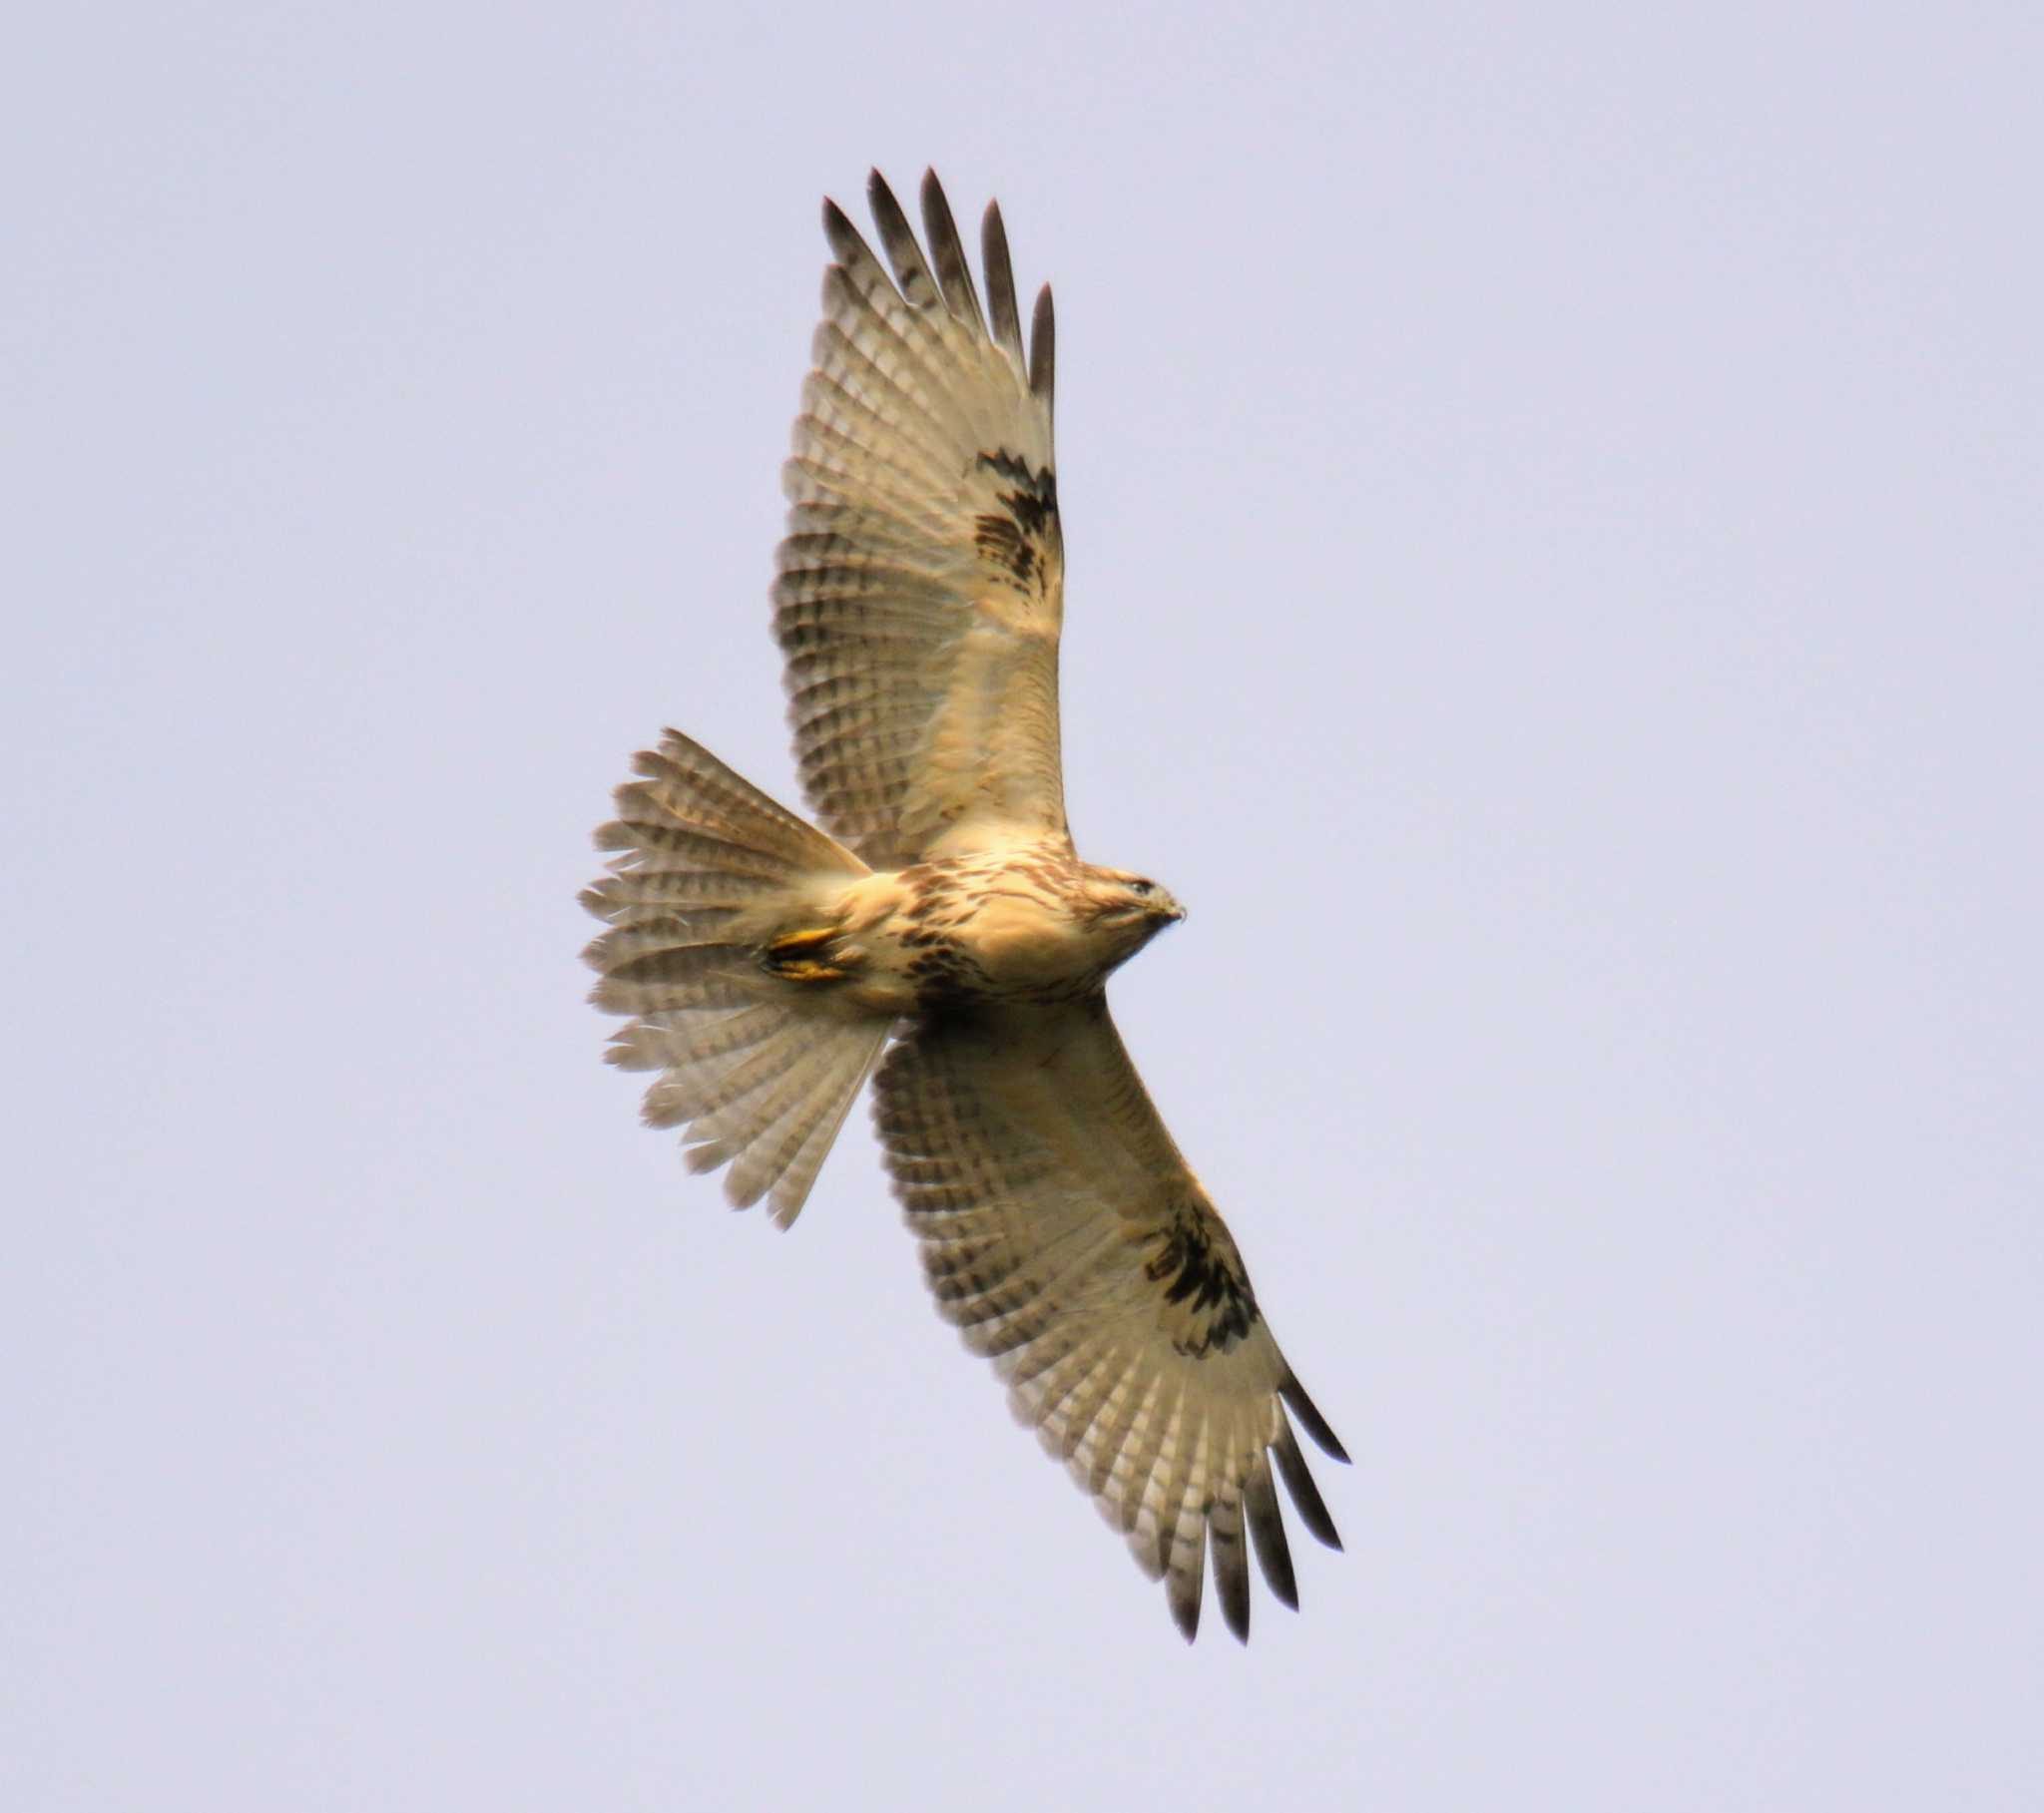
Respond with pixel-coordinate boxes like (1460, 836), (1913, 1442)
(581, 729), (892, 1226)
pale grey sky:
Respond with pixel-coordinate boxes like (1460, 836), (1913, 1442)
(8, 4), (2041, 1808)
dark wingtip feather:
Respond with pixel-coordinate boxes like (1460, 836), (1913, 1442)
(1273, 1423), (1343, 1553)
(864, 169), (908, 248)
(1280, 1372), (1349, 1463)
(1214, 1528), (1252, 1643)
(864, 170), (934, 303)
(819, 197), (865, 267)
(917, 167), (984, 330)
(981, 201), (1024, 365)
(1028, 283), (1055, 406)
(1244, 1459), (1298, 1610)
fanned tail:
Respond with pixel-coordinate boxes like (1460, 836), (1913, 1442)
(582, 730), (892, 1226)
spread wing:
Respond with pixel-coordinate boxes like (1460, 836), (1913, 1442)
(776, 170), (1067, 871)
(873, 1000), (1348, 1642)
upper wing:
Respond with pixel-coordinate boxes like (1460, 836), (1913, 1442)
(872, 999), (1348, 1642)
(776, 170), (1067, 871)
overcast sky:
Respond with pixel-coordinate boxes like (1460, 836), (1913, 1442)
(8, 4), (2041, 1808)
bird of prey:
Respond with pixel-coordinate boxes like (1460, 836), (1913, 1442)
(583, 170), (1346, 1642)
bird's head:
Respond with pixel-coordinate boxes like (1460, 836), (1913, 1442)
(1076, 865), (1187, 961)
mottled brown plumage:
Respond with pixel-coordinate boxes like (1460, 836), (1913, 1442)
(584, 170), (1345, 1641)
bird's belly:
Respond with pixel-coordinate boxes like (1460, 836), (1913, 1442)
(832, 878), (1093, 1009)
(807, 859), (1107, 1014)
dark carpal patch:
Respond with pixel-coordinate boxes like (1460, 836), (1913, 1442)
(973, 449), (1060, 590)
(1145, 1203), (1261, 1357)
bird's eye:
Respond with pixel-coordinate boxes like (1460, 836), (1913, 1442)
(1129, 879), (1154, 896)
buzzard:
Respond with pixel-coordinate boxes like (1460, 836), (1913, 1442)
(583, 171), (1346, 1641)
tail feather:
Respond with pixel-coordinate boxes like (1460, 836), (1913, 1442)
(766, 1049), (883, 1219)
(583, 865), (787, 910)
(585, 729), (892, 1225)
(713, 1027), (886, 1222)
(594, 814), (798, 876)
(608, 1001), (783, 1080)
(586, 935), (759, 1015)
(625, 741), (844, 861)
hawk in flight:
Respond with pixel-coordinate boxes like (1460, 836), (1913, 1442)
(584, 171), (1346, 1641)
